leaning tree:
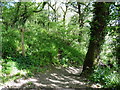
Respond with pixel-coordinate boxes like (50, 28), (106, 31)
(81, 2), (111, 76)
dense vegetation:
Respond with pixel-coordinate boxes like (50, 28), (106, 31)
(0, 1), (120, 89)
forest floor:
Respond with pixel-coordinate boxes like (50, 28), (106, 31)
(0, 66), (101, 89)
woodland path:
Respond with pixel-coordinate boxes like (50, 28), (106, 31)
(1, 66), (101, 89)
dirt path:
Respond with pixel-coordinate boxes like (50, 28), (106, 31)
(1, 66), (101, 89)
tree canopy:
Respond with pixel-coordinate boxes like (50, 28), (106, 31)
(0, 1), (120, 89)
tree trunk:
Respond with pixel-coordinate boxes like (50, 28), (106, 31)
(12, 2), (21, 26)
(21, 28), (25, 56)
(0, 29), (1, 58)
(116, 3), (120, 66)
(81, 2), (110, 76)
(77, 2), (83, 43)
(47, 2), (50, 31)
(77, 2), (84, 28)
(61, 5), (68, 27)
(57, 48), (63, 60)
(47, 2), (57, 22)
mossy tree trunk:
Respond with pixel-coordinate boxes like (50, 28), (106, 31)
(116, 3), (120, 66)
(81, 2), (111, 76)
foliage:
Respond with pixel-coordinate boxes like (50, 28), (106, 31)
(2, 27), (20, 58)
(1, 1), (119, 88)
(89, 26), (120, 88)
(89, 66), (120, 88)
(1, 19), (87, 83)
(0, 57), (28, 83)
(2, 22), (86, 66)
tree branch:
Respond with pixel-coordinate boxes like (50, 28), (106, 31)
(33, 2), (47, 13)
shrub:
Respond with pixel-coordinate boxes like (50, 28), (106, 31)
(89, 67), (120, 88)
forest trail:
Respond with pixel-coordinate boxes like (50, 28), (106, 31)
(1, 66), (101, 89)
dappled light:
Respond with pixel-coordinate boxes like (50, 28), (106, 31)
(0, 1), (120, 89)
(1, 66), (96, 89)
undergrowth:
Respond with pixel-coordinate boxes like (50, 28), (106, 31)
(1, 25), (87, 83)
(89, 66), (120, 88)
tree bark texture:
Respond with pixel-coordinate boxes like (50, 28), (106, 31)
(81, 2), (110, 76)
(116, 3), (120, 66)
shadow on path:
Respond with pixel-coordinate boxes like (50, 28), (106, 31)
(1, 66), (98, 89)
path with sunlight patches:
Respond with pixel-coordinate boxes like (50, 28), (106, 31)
(1, 66), (101, 89)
